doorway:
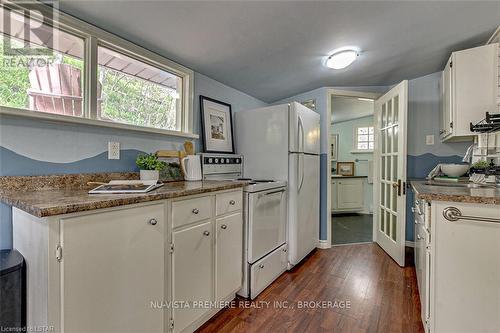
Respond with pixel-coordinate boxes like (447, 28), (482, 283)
(327, 90), (380, 246)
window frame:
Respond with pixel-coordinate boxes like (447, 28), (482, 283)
(352, 125), (374, 153)
(0, 1), (196, 138)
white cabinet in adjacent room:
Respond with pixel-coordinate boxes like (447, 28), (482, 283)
(440, 43), (498, 141)
(331, 178), (364, 212)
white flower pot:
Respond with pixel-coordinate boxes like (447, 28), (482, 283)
(140, 170), (159, 181)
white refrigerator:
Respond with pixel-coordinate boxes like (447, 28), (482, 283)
(235, 102), (320, 266)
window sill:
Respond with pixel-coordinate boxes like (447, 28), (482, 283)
(350, 149), (373, 154)
(0, 106), (199, 139)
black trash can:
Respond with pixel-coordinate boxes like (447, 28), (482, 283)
(0, 249), (26, 330)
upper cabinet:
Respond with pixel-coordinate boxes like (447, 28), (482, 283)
(440, 43), (499, 141)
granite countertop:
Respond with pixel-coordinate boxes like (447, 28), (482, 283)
(0, 173), (247, 217)
(411, 180), (500, 205)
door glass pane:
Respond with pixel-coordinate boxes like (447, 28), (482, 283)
(380, 208), (385, 232)
(381, 182), (385, 205)
(392, 185), (397, 210)
(393, 158), (398, 181)
(391, 215), (397, 241)
(385, 211), (391, 237)
(381, 156), (386, 180)
(393, 95), (399, 123)
(393, 125), (399, 153)
(387, 156), (392, 183)
(382, 103), (387, 127)
(386, 183), (391, 210)
(381, 130), (386, 153)
(387, 99), (393, 126)
(387, 127), (392, 153)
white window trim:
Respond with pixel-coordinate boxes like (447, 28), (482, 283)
(353, 126), (374, 153)
(0, 1), (197, 138)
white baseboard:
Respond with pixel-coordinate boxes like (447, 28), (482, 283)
(405, 241), (415, 248)
(317, 240), (331, 249)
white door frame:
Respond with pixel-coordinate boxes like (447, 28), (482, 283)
(326, 89), (382, 247)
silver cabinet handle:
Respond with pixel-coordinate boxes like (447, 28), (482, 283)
(203, 230), (210, 236)
(417, 234), (422, 240)
(443, 207), (500, 224)
(229, 200), (236, 205)
(258, 264), (264, 269)
(221, 224), (227, 229)
(148, 218), (158, 226)
(411, 207), (416, 213)
(192, 208), (199, 214)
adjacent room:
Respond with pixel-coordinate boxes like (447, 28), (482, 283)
(0, 1), (499, 333)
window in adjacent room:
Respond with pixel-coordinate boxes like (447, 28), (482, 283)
(354, 126), (374, 151)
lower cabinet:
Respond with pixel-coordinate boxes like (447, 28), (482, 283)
(172, 221), (213, 333)
(216, 213), (243, 302)
(12, 188), (243, 333)
(331, 178), (364, 212)
(170, 190), (243, 333)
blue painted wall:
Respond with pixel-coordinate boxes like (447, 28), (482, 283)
(0, 72), (267, 249)
(405, 72), (471, 241)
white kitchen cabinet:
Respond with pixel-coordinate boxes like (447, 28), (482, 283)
(427, 201), (500, 333)
(215, 212), (243, 302)
(440, 43), (498, 141)
(171, 221), (213, 333)
(12, 203), (166, 333)
(331, 178), (364, 212)
(169, 189), (243, 333)
(12, 188), (244, 333)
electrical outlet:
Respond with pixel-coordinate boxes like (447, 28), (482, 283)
(108, 142), (120, 159)
(426, 135), (435, 145)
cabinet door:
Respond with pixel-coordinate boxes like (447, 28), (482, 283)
(172, 221), (213, 333)
(331, 180), (338, 210)
(441, 58), (452, 139)
(216, 213), (243, 302)
(337, 179), (364, 209)
(59, 204), (165, 333)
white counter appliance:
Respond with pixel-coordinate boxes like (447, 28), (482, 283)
(235, 102), (320, 266)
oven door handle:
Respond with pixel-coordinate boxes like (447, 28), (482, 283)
(259, 189), (286, 197)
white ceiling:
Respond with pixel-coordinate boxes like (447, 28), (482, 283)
(58, 1), (500, 103)
(331, 95), (374, 123)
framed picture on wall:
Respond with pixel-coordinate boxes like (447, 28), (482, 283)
(200, 96), (235, 153)
(330, 134), (339, 161)
(337, 162), (355, 176)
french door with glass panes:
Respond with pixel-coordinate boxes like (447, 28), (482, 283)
(373, 81), (408, 267)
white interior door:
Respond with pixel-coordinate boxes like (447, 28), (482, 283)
(373, 80), (408, 266)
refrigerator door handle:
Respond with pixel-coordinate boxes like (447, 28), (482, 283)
(298, 154), (304, 192)
(298, 116), (304, 153)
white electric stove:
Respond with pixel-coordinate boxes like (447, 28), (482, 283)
(200, 153), (288, 299)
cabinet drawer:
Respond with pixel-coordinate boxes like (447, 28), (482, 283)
(250, 244), (287, 299)
(172, 196), (212, 228)
(216, 190), (242, 216)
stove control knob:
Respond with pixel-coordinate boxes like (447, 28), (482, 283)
(226, 158), (230, 163)
(220, 159), (225, 164)
(236, 158), (241, 164)
(214, 158), (219, 164)
(208, 158), (213, 164)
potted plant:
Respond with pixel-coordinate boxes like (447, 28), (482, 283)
(136, 153), (166, 181)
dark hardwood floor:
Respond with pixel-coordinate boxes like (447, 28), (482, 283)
(197, 243), (424, 333)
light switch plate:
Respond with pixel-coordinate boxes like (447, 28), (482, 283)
(108, 142), (120, 159)
(426, 135), (435, 145)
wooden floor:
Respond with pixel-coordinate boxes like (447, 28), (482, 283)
(197, 243), (424, 333)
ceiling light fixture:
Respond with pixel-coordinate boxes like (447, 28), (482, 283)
(326, 49), (359, 69)
(358, 98), (374, 102)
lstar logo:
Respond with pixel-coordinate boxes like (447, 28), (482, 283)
(2, 1), (58, 57)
